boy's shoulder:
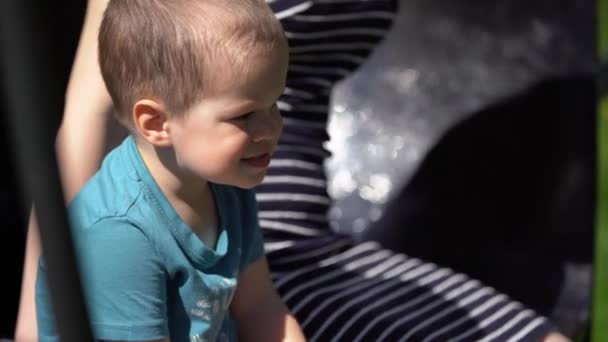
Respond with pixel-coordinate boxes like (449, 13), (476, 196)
(68, 138), (144, 231)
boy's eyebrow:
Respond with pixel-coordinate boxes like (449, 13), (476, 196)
(219, 100), (258, 116)
(224, 93), (281, 112)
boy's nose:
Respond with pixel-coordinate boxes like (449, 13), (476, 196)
(251, 111), (282, 143)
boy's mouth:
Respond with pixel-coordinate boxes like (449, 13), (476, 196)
(241, 153), (271, 168)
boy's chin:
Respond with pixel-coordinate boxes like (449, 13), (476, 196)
(234, 183), (258, 190)
(232, 174), (266, 189)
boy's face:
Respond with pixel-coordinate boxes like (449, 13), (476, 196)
(166, 43), (288, 189)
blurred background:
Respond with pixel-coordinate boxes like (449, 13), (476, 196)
(0, 0), (599, 340)
(325, 0), (595, 338)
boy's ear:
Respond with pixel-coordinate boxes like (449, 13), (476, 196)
(133, 99), (172, 147)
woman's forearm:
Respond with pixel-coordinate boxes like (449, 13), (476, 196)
(15, 212), (41, 342)
(58, 0), (114, 200)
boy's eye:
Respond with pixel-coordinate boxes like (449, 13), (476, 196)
(234, 112), (254, 121)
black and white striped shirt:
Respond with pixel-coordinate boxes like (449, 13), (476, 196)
(258, 1), (556, 340)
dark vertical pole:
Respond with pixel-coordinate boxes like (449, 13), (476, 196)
(0, 1), (94, 341)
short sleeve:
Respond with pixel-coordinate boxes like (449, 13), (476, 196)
(240, 190), (266, 270)
(36, 218), (169, 341)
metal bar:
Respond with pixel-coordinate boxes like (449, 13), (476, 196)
(0, 1), (94, 341)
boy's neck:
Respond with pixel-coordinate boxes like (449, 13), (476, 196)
(135, 138), (219, 249)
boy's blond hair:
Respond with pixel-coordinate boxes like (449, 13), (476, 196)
(98, 0), (286, 129)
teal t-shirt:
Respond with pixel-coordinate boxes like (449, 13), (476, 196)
(36, 136), (265, 342)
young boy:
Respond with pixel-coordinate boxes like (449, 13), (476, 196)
(35, 0), (305, 341)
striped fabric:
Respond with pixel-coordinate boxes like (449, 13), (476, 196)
(259, 0), (556, 340)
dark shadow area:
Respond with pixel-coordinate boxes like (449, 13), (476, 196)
(0, 1), (86, 337)
(0, 95), (27, 338)
(600, 61), (608, 97)
(363, 75), (596, 319)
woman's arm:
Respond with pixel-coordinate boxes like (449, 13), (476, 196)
(13, 0), (124, 340)
(56, 0), (117, 201)
(14, 212), (41, 342)
(230, 257), (306, 342)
